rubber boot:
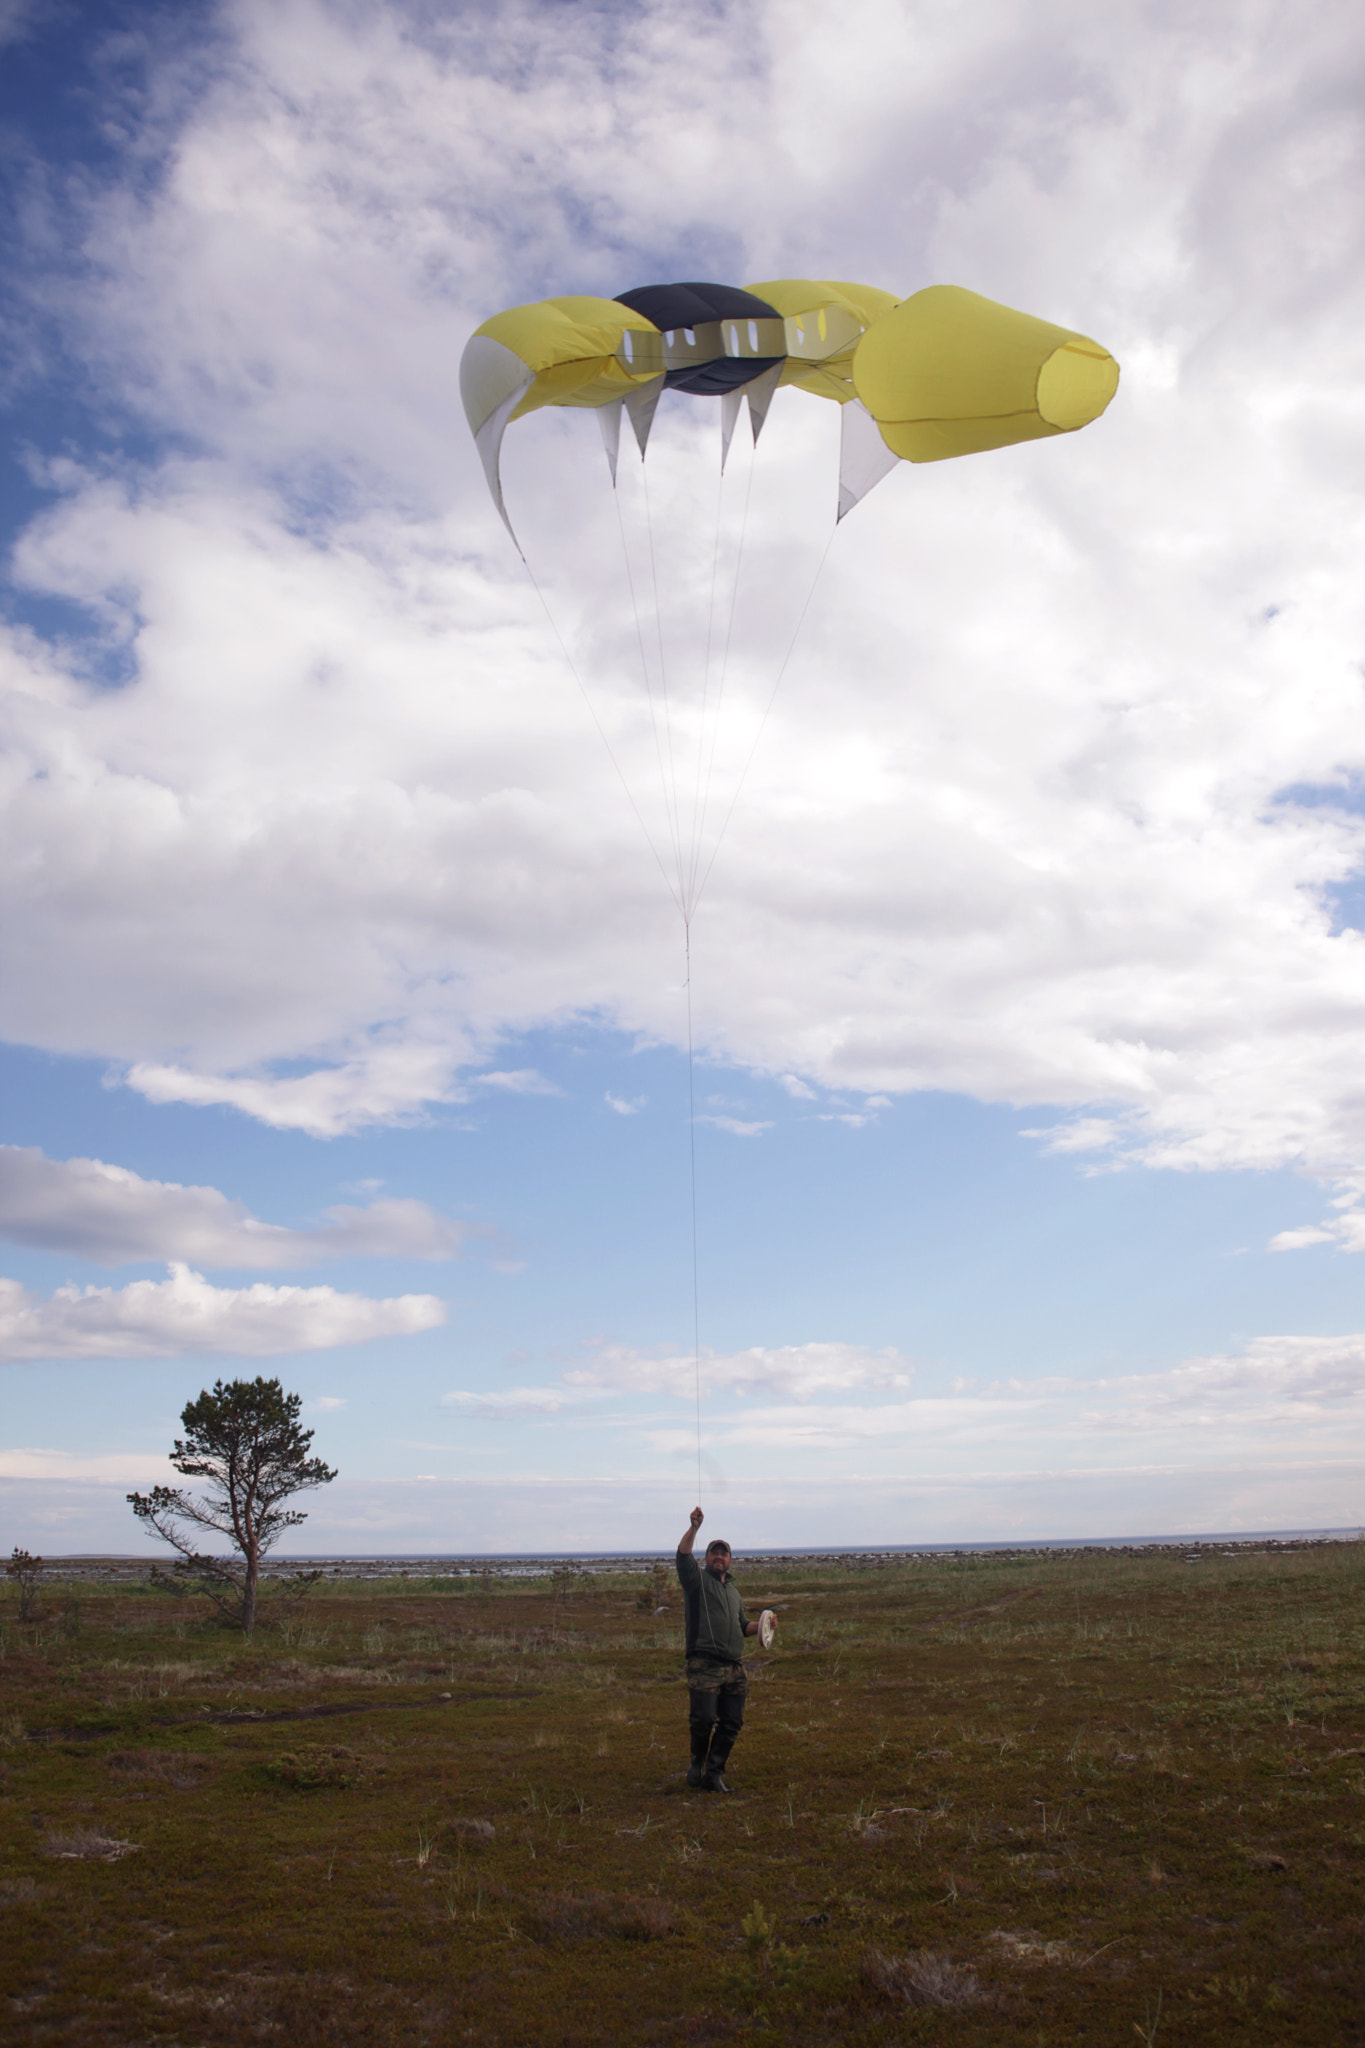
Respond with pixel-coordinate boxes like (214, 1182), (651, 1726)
(686, 1724), (713, 1788)
(702, 1731), (736, 1793)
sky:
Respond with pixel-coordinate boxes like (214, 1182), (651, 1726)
(2, 0), (1364, 1556)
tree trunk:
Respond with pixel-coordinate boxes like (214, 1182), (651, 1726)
(242, 1540), (259, 1636)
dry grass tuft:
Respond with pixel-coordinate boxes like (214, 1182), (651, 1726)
(128, 1966), (436, 2044)
(44, 1829), (138, 1862)
(987, 1928), (1077, 1965)
(863, 1945), (985, 2009)
(441, 1816), (496, 1842)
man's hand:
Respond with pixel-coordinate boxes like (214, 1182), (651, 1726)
(689, 1507), (704, 1531)
(677, 1505), (704, 1556)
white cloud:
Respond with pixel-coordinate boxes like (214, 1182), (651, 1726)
(1024, 1118), (1125, 1158)
(671, 1334), (1365, 1454)
(312, 1395), (348, 1410)
(605, 1092), (646, 1115)
(441, 1385), (573, 1415)
(565, 1339), (917, 1401)
(125, 1043), (467, 1137)
(701, 1116), (774, 1138)
(0, 1448), (175, 1483)
(1269, 1204), (1365, 1254)
(1083, 1334), (1365, 1429)
(1270, 1224), (1337, 1252)
(431, 1341), (919, 1423)
(431, 1330), (1365, 1475)
(0, 1263), (445, 1361)
(0, 1145), (471, 1266)
(476, 1070), (560, 1095)
(0, 0), (1362, 1194)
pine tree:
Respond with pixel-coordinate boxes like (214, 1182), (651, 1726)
(128, 1377), (336, 1635)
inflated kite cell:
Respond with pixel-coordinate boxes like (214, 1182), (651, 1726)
(461, 279), (1119, 533)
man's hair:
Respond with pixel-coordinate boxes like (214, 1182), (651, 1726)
(705, 1539), (731, 1557)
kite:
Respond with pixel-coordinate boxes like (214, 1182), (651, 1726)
(461, 277), (1119, 534)
(459, 276), (1119, 1494)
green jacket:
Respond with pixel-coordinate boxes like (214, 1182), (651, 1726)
(676, 1549), (750, 1664)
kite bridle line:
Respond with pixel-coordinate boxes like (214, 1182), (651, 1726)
(685, 915), (701, 1505)
(640, 458), (687, 899)
(692, 456), (730, 904)
(518, 555), (680, 914)
(687, 445), (757, 914)
(675, 441), (757, 1503)
(514, 401), (836, 1505)
(612, 430), (740, 1502)
(692, 520), (836, 911)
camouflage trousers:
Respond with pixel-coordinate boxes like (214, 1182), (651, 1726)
(685, 1655), (747, 1755)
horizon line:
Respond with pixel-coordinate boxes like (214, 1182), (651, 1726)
(26, 1525), (1365, 1564)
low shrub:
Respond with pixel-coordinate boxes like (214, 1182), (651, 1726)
(265, 1743), (366, 1789)
(863, 1946), (984, 2009)
(636, 1563), (674, 1612)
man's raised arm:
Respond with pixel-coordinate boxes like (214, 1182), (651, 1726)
(677, 1505), (704, 1555)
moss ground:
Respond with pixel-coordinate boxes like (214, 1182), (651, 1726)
(2, 1542), (1364, 2044)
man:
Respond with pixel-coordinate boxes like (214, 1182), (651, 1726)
(674, 1505), (770, 1792)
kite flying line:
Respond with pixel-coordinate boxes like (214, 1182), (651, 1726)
(531, 411), (828, 1502)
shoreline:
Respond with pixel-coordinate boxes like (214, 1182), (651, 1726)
(18, 1526), (1365, 1582)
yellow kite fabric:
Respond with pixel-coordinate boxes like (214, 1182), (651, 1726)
(745, 278), (901, 403)
(461, 275), (1118, 535)
(850, 285), (1120, 462)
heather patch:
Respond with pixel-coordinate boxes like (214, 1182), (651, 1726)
(264, 1743), (369, 1789)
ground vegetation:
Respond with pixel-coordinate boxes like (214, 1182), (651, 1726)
(1, 1541), (1362, 2043)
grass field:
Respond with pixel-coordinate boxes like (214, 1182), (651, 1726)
(3, 1540), (1364, 2044)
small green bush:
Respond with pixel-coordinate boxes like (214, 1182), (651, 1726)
(265, 1743), (365, 1789)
